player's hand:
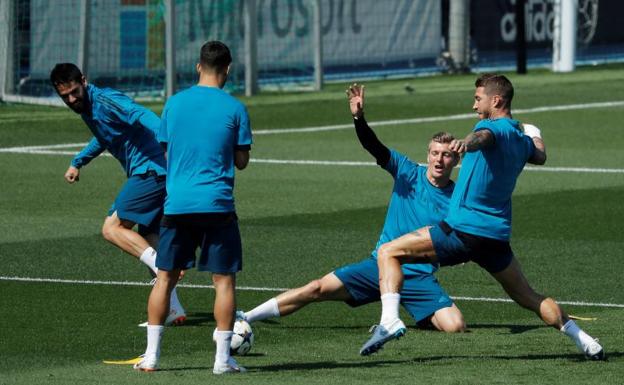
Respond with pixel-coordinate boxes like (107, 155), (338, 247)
(449, 139), (467, 154)
(346, 83), (364, 119)
(64, 166), (80, 183)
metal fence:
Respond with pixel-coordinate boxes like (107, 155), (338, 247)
(1, 0), (623, 105)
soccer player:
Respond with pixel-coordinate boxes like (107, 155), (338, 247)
(239, 84), (465, 337)
(50, 63), (185, 326)
(133, 41), (252, 374)
(360, 74), (605, 360)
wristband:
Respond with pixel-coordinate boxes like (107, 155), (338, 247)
(523, 123), (542, 139)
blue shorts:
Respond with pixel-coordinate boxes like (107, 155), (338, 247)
(156, 213), (242, 273)
(108, 172), (165, 235)
(334, 256), (454, 324)
(430, 221), (514, 274)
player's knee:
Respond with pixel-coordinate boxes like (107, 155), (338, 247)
(303, 279), (323, 301)
(212, 273), (235, 290)
(377, 243), (393, 262)
(101, 216), (131, 242)
(443, 317), (466, 333)
(101, 221), (115, 242)
(434, 307), (466, 333)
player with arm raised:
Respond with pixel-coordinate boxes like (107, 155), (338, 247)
(50, 63), (185, 326)
(360, 74), (604, 361)
(239, 83), (465, 336)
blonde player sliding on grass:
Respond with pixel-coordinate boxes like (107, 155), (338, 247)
(360, 73), (605, 360)
(239, 83), (466, 336)
(50, 63), (186, 326)
(134, 41), (252, 374)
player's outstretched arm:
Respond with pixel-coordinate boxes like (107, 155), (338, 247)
(523, 124), (547, 165)
(346, 84), (390, 166)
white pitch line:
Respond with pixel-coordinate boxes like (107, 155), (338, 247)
(1, 275), (623, 308)
(0, 275), (287, 292)
(251, 159), (624, 174)
(253, 100), (624, 135)
(252, 158), (374, 167)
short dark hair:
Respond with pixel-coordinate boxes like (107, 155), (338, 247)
(199, 41), (232, 72)
(475, 73), (514, 108)
(431, 131), (455, 144)
(50, 63), (84, 87)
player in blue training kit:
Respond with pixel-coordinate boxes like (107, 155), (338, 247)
(361, 73), (605, 360)
(50, 63), (185, 326)
(239, 84), (465, 341)
(134, 41), (252, 374)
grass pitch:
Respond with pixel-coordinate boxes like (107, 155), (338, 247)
(1, 65), (624, 384)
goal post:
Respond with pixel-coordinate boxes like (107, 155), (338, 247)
(1, 0), (16, 102)
(552, 0), (578, 72)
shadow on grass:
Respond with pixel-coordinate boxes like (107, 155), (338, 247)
(245, 353), (619, 372)
(466, 323), (543, 334)
(181, 312), (215, 326)
(157, 351), (621, 373)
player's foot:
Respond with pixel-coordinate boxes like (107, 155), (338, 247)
(133, 354), (158, 372)
(165, 303), (186, 326)
(138, 304), (186, 327)
(138, 310), (186, 327)
(235, 310), (247, 322)
(213, 357), (246, 374)
(359, 318), (406, 356)
(582, 338), (606, 361)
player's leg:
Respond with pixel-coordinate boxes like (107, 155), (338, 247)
(107, 175), (186, 326)
(430, 304), (465, 333)
(213, 273), (236, 330)
(199, 216), (246, 374)
(106, 212), (188, 326)
(361, 223), (465, 355)
(135, 220), (190, 372)
(491, 257), (604, 360)
(373, 228), (436, 327)
(212, 272), (246, 374)
(401, 272), (465, 333)
(490, 257), (560, 325)
(102, 174), (167, 270)
(376, 226), (438, 295)
(102, 212), (151, 257)
(135, 268), (182, 372)
(242, 273), (350, 323)
(138, 220), (186, 326)
(148, 269), (182, 324)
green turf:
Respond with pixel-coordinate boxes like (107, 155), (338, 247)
(1, 65), (623, 384)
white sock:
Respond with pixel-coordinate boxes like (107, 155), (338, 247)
(214, 330), (233, 365)
(140, 247), (158, 274)
(169, 287), (184, 313)
(244, 298), (280, 323)
(380, 293), (401, 326)
(561, 320), (595, 349)
(146, 325), (164, 359)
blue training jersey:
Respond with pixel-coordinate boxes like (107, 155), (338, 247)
(158, 85), (252, 215)
(445, 118), (535, 241)
(372, 150), (455, 274)
(71, 84), (166, 177)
